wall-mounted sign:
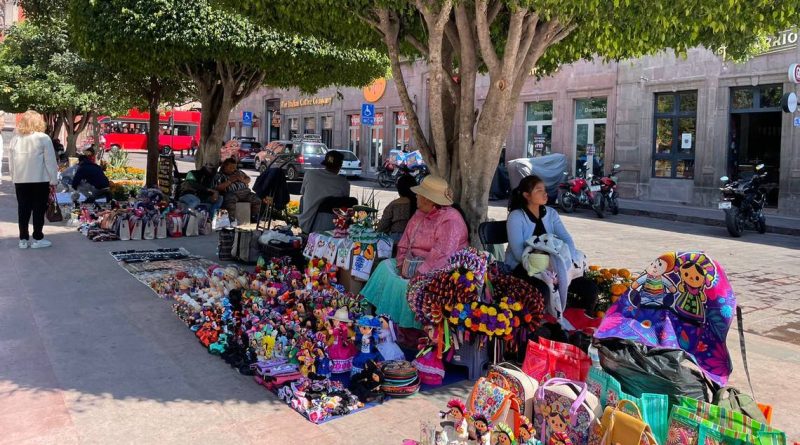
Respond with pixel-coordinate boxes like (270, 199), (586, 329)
(280, 97), (334, 108)
(363, 78), (387, 103)
(794, 117), (800, 127)
(765, 29), (799, 54)
(681, 133), (693, 149)
(271, 111), (281, 127)
(788, 65), (800, 84)
(781, 92), (798, 112)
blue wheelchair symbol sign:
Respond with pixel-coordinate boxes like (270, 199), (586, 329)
(242, 111), (253, 127)
(361, 104), (375, 125)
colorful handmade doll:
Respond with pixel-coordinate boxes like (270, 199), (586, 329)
(493, 423), (517, 445)
(347, 359), (385, 404)
(327, 308), (357, 373)
(297, 347), (315, 377)
(352, 316), (383, 375)
(518, 416), (541, 445)
(314, 343), (332, 379)
(469, 413), (492, 445)
(376, 314), (405, 362)
(630, 253), (677, 309)
(412, 324), (450, 385)
(673, 254), (714, 324)
(443, 398), (469, 442)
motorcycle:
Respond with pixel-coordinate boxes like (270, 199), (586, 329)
(377, 160), (429, 188)
(595, 164), (621, 215)
(558, 168), (605, 218)
(719, 163), (768, 237)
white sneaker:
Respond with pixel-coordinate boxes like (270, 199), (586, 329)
(18, 240), (29, 249)
(30, 239), (52, 249)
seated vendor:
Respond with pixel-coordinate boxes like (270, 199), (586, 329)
(505, 175), (596, 313)
(213, 158), (261, 223)
(71, 154), (111, 203)
(360, 175), (468, 329)
(179, 162), (223, 215)
(297, 150), (350, 233)
(376, 174), (416, 243)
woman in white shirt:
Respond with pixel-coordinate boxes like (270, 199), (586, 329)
(8, 111), (58, 249)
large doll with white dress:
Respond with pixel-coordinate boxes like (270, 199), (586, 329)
(376, 314), (405, 361)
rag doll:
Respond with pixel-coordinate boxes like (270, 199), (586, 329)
(347, 359), (385, 404)
(376, 314), (405, 362)
(630, 253), (677, 309)
(327, 308), (357, 373)
(440, 398), (469, 442)
(492, 423), (516, 445)
(469, 413), (492, 445)
(351, 315), (384, 376)
(412, 324), (450, 385)
(517, 416), (540, 445)
(313, 344), (332, 379)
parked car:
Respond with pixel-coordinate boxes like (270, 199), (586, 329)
(253, 135), (327, 180)
(331, 149), (362, 178)
(234, 137), (263, 167)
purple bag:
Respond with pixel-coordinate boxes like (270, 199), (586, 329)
(534, 377), (602, 445)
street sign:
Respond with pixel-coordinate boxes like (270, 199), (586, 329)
(361, 103), (375, 125)
(242, 111), (253, 127)
(794, 117), (800, 127)
(781, 92), (798, 113)
(789, 64), (800, 84)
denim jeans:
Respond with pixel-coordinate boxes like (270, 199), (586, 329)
(180, 194), (223, 215)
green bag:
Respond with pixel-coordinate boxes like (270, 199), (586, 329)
(713, 387), (768, 424)
(665, 397), (785, 445)
(587, 367), (669, 445)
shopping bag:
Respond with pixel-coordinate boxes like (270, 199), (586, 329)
(235, 202), (251, 225)
(46, 191), (63, 222)
(589, 400), (658, 445)
(217, 228), (235, 261)
(586, 366), (669, 444)
(667, 400), (786, 445)
(143, 218), (156, 240)
(522, 337), (591, 383)
(467, 376), (522, 430)
(167, 211), (184, 237)
(534, 377), (602, 445)
(130, 217), (143, 240)
(487, 362), (539, 420)
(713, 387), (769, 424)
(118, 218), (131, 241)
(155, 217), (167, 239)
(184, 212), (199, 237)
(197, 210), (213, 235)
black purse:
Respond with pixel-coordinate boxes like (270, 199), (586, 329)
(46, 191), (64, 222)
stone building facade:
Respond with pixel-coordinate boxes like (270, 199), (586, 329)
(232, 31), (800, 217)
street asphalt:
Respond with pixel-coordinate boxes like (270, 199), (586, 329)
(0, 153), (798, 444)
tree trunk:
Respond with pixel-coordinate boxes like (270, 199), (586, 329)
(145, 76), (163, 187)
(195, 85), (232, 169)
(64, 111), (78, 156)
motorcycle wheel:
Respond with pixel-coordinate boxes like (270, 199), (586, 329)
(756, 214), (767, 234)
(559, 191), (576, 213)
(724, 208), (743, 237)
(607, 195), (619, 215)
(378, 172), (394, 188)
(592, 193), (605, 218)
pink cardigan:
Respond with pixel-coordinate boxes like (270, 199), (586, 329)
(396, 206), (469, 275)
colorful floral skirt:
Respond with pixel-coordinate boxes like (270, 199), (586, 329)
(360, 259), (422, 329)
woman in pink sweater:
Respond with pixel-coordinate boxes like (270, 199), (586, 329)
(361, 176), (468, 329)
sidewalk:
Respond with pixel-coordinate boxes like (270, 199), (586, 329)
(618, 198), (800, 236)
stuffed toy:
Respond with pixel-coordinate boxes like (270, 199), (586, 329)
(348, 359), (385, 404)
(326, 308), (357, 374)
(376, 314), (405, 362)
(351, 315), (384, 376)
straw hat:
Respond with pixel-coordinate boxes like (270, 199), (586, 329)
(411, 175), (454, 206)
(327, 307), (352, 323)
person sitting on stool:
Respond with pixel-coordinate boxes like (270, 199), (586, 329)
(213, 158), (261, 223)
(71, 154), (111, 203)
(297, 150), (350, 233)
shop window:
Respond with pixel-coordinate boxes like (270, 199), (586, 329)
(652, 91), (697, 179)
(525, 100), (553, 157)
(348, 114), (360, 154)
(321, 116), (333, 147)
(287, 117), (299, 139)
(303, 117), (316, 135)
(394, 111), (409, 150)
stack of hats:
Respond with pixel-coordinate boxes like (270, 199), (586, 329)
(380, 360), (420, 397)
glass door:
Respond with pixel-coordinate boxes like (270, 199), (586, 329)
(526, 123), (552, 157)
(574, 98), (608, 176)
(369, 113), (384, 171)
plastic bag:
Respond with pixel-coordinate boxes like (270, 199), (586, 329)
(597, 339), (716, 406)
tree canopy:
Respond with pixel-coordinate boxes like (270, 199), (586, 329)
(223, 0), (800, 242)
(69, 0), (388, 166)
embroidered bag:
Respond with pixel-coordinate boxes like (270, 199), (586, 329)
(468, 377), (522, 432)
(487, 362), (539, 420)
(534, 377), (602, 445)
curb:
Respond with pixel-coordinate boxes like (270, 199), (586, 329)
(617, 207), (800, 237)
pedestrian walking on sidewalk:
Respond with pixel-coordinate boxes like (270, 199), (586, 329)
(8, 111), (59, 249)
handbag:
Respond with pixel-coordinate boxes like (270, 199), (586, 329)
(589, 400), (658, 445)
(586, 366), (669, 444)
(46, 191), (63, 222)
(534, 378), (602, 445)
(523, 337), (591, 383)
(467, 376), (522, 431)
(487, 362), (539, 420)
(667, 398), (786, 445)
(713, 387), (768, 424)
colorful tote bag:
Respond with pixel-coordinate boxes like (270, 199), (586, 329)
(589, 400), (658, 445)
(586, 367), (669, 444)
(595, 251), (735, 386)
(534, 378), (602, 445)
(468, 377), (521, 428)
(666, 397), (785, 445)
(523, 338), (591, 383)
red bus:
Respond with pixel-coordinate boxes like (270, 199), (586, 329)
(99, 109), (201, 152)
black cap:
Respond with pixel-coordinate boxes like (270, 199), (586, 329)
(321, 150), (344, 169)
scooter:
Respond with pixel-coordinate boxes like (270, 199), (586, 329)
(558, 168), (605, 218)
(719, 163), (768, 237)
(595, 164), (621, 215)
(377, 160), (429, 188)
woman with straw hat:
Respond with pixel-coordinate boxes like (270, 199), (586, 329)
(360, 175), (468, 330)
